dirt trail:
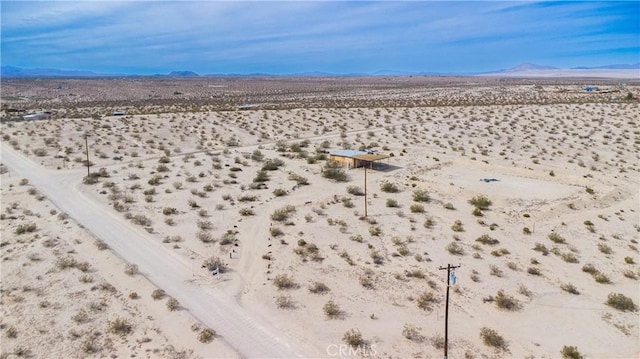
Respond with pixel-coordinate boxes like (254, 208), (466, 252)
(1, 143), (321, 358)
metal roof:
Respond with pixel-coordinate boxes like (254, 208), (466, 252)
(329, 150), (368, 158)
(353, 154), (390, 162)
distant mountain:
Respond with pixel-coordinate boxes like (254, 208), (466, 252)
(572, 63), (640, 70)
(167, 70), (199, 77)
(504, 63), (558, 72)
(1, 65), (108, 77)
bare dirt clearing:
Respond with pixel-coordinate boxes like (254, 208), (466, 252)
(2, 76), (639, 358)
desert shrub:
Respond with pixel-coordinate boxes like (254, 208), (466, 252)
(197, 220), (213, 230)
(166, 297), (179, 311)
(451, 220), (464, 232)
(323, 300), (342, 319)
(533, 242), (549, 255)
(14, 222), (37, 235)
(342, 329), (365, 347)
(409, 204), (424, 213)
(416, 291), (438, 311)
(594, 273), (610, 284)
(151, 289), (165, 300)
(412, 189), (430, 202)
(342, 197), (354, 208)
(270, 227), (284, 237)
(197, 230), (214, 243)
(402, 324), (424, 342)
(424, 217), (434, 229)
(469, 195), (492, 210)
(490, 265), (503, 277)
(162, 207), (178, 215)
(108, 317), (133, 336)
(495, 290), (521, 311)
(582, 264), (598, 274)
(262, 158), (285, 171)
(56, 256), (78, 270)
(198, 328), (216, 343)
(202, 256), (227, 273)
(33, 147), (48, 156)
(446, 242), (464, 255)
(523, 227), (532, 235)
(597, 243), (612, 254)
(239, 208), (254, 216)
(380, 181), (399, 193)
(548, 232), (566, 244)
(93, 239), (109, 251)
(276, 295), (295, 309)
(253, 170), (270, 183)
(359, 274), (375, 289)
(624, 256), (635, 264)
(443, 202), (455, 210)
(518, 285), (532, 297)
(322, 161), (348, 182)
(369, 250), (384, 265)
(605, 292), (637, 311)
(561, 283), (580, 295)
(386, 198), (399, 207)
(309, 282), (330, 294)
(480, 327), (507, 349)
(273, 274), (297, 290)
(347, 185), (364, 196)
(273, 188), (287, 197)
(271, 205), (296, 221)
(472, 207), (483, 217)
(288, 172), (309, 185)
(476, 234), (499, 245)
(369, 226), (382, 236)
(561, 346), (584, 359)
(561, 252), (579, 263)
(124, 264), (139, 276)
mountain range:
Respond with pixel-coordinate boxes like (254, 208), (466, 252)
(1, 63), (638, 78)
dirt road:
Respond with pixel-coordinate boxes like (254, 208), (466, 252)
(1, 143), (320, 358)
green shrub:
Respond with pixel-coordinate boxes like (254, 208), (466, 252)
(380, 181), (399, 193)
(273, 274), (297, 290)
(561, 346), (584, 359)
(386, 198), (399, 207)
(416, 291), (438, 311)
(323, 300), (342, 319)
(561, 283), (580, 295)
(605, 292), (638, 312)
(309, 282), (330, 294)
(548, 232), (566, 244)
(409, 204), (425, 213)
(469, 195), (492, 210)
(494, 290), (521, 311)
(108, 317), (133, 337)
(412, 189), (430, 202)
(476, 234), (499, 245)
(198, 328), (216, 343)
(342, 329), (365, 347)
(14, 222), (37, 235)
(451, 220), (464, 232)
(446, 242), (464, 255)
(479, 327), (507, 349)
(322, 161), (348, 182)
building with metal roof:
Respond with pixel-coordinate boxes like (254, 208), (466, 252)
(329, 150), (390, 169)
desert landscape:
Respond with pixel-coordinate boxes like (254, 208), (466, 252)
(1, 76), (639, 359)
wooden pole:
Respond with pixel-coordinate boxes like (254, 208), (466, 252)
(84, 133), (90, 177)
(364, 165), (368, 217)
(439, 263), (461, 359)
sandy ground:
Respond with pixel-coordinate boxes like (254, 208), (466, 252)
(2, 81), (639, 359)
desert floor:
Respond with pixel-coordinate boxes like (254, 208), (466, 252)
(1, 77), (639, 359)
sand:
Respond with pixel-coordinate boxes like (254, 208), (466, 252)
(1, 78), (639, 359)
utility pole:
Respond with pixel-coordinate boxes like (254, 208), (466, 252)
(363, 165), (368, 217)
(84, 133), (91, 177)
(439, 263), (461, 359)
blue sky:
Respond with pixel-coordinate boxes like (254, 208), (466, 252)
(1, 1), (638, 75)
